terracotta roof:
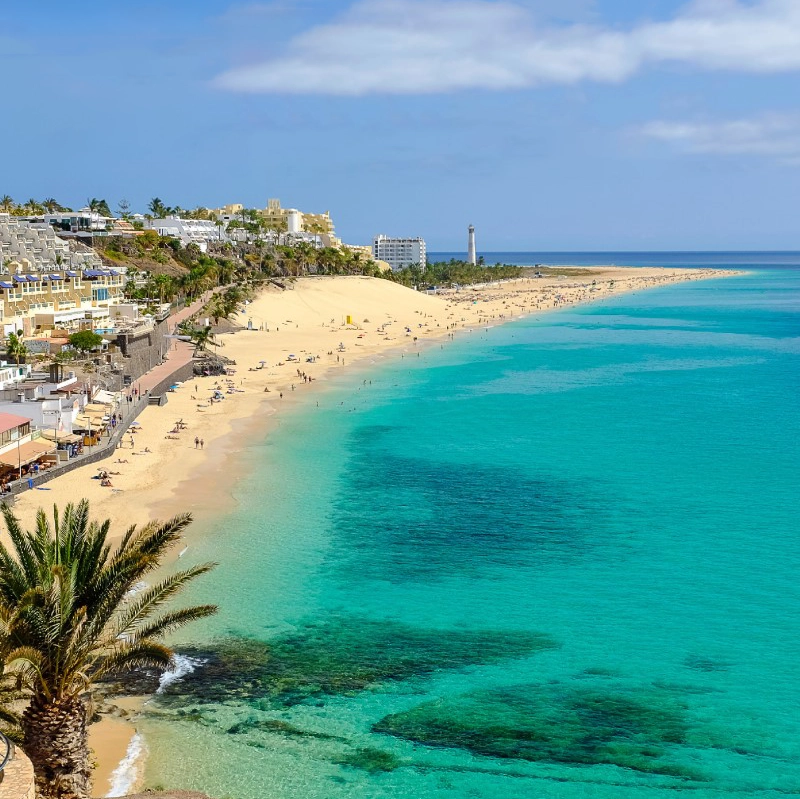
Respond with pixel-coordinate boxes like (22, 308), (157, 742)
(0, 412), (32, 434)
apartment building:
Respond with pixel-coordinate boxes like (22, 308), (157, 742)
(146, 217), (224, 250)
(372, 235), (427, 271)
(43, 210), (109, 233)
(211, 199), (338, 242)
(0, 217), (126, 335)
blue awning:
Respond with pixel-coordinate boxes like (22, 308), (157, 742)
(0, 282), (13, 289)
(13, 275), (28, 283)
(65, 271), (78, 277)
(49, 274), (64, 280)
(26, 274), (40, 281)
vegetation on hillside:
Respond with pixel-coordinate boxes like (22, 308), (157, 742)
(3, 193), (532, 292)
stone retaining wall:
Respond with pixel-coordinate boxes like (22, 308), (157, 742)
(115, 316), (169, 385)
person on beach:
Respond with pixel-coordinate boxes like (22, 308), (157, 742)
(200, 439), (204, 450)
(195, 437), (200, 449)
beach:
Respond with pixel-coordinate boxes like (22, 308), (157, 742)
(12, 268), (732, 535)
(7, 266), (736, 797)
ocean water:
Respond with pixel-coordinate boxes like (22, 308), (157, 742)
(136, 256), (800, 798)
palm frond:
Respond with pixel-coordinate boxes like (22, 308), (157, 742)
(118, 605), (217, 646)
(93, 640), (174, 680)
(111, 564), (216, 640)
(0, 501), (215, 703)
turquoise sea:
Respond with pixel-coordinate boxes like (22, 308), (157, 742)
(134, 255), (800, 798)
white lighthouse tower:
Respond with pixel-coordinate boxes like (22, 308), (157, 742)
(467, 224), (476, 265)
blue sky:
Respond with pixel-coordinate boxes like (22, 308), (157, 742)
(2, 0), (800, 250)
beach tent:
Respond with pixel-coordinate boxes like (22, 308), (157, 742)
(39, 429), (82, 444)
(94, 390), (119, 405)
(0, 439), (56, 469)
(73, 414), (107, 430)
(84, 403), (112, 415)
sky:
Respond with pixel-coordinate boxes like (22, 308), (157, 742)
(2, 0), (800, 251)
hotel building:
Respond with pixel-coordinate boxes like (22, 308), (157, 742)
(0, 216), (126, 335)
(372, 235), (427, 272)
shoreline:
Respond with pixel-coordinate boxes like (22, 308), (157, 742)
(6, 268), (740, 797)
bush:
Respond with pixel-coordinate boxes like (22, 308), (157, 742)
(69, 330), (104, 352)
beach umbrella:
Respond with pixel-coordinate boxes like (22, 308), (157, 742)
(129, 421), (142, 427)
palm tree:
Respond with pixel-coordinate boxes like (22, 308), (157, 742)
(85, 198), (111, 217)
(148, 197), (168, 218)
(6, 332), (28, 365)
(188, 325), (217, 351)
(42, 198), (62, 213)
(0, 196), (14, 213)
(0, 502), (216, 799)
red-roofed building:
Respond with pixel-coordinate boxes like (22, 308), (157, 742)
(0, 412), (31, 440)
(0, 412), (55, 480)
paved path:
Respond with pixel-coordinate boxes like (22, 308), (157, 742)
(135, 292), (214, 393)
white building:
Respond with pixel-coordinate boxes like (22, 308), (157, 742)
(146, 217), (223, 250)
(287, 210), (302, 234)
(0, 362), (31, 391)
(43, 209), (109, 233)
(372, 235), (426, 272)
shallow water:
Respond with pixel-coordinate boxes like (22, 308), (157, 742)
(139, 260), (800, 798)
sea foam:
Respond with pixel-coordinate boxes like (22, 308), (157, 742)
(156, 654), (205, 694)
(105, 732), (144, 798)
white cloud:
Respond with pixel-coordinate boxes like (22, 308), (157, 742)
(212, 0), (800, 95)
(640, 114), (800, 163)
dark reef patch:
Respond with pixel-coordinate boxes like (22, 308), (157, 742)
(227, 717), (343, 741)
(683, 654), (731, 673)
(373, 682), (711, 782)
(330, 430), (621, 581)
(152, 617), (558, 708)
(334, 747), (402, 774)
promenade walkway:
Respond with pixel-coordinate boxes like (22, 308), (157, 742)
(4, 291), (216, 500)
(135, 291), (213, 394)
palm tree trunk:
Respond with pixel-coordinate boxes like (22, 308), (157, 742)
(23, 694), (91, 799)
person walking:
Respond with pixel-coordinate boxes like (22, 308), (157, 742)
(200, 438), (204, 450)
(194, 436), (199, 449)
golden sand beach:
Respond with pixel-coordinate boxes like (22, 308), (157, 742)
(5, 267), (735, 797)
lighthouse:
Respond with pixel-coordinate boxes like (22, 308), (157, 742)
(467, 224), (476, 265)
